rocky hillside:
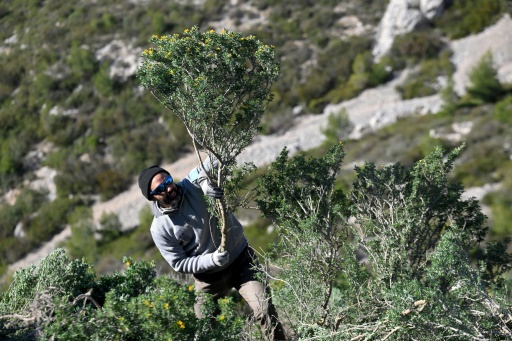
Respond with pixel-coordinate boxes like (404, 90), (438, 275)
(2, 0), (512, 275)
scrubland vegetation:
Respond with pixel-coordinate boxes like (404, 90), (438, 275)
(1, 0), (512, 339)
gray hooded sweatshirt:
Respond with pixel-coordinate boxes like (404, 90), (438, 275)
(149, 163), (248, 275)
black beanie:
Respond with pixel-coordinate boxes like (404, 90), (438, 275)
(138, 165), (170, 200)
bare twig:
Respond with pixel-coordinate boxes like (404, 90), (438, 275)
(382, 327), (400, 340)
(72, 289), (101, 310)
(0, 313), (36, 322)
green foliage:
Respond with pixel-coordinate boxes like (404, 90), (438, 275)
(494, 94), (512, 124)
(65, 207), (98, 262)
(439, 76), (459, 116)
(322, 109), (353, 146)
(243, 218), (278, 255)
(93, 63), (116, 98)
(66, 43), (98, 80)
(397, 50), (454, 99)
(0, 0), (389, 235)
(0, 0), (210, 200)
(344, 51), (392, 98)
(0, 193), (83, 275)
(484, 185), (512, 237)
(351, 146), (486, 279)
(466, 51), (504, 104)
(0, 251), (243, 341)
(97, 212), (122, 245)
(256, 145), (512, 339)
(297, 37), (379, 112)
(389, 30), (447, 69)
(0, 189), (48, 269)
(454, 147), (511, 187)
(0, 249), (94, 314)
(0, 133), (31, 179)
(3, 146), (512, 340)
(256, 143), (352, 328)
(390, 32), (453, 99)
(93, 207), (160, 275)
(137, 26), (280, 170)
(95, 168), (130, 201)
(2, 2), (512, 338)
(25, 196), (82, 244)
(436, 0), (507, 39)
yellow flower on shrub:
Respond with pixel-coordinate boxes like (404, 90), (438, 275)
(177, 320), (185, 329)
(188, 285), (194, 291)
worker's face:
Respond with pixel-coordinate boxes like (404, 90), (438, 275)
(151, 173), (181, 207)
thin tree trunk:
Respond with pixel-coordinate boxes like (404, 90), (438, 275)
(191, 140), (229, 252)
(216, 161), (228, 252)
(217, 198), (228, 252)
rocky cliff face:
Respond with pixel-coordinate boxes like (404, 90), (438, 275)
(373, 0), (447, 60)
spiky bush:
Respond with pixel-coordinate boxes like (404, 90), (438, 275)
(256, 144), (512, 340)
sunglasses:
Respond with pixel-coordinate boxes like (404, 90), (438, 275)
(150, 175), (174, 195)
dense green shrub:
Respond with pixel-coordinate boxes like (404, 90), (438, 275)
(97, 212), (122, 245)
(92, 63), (116, 98)
(494, 95), (512, 125)
(465, 51), (504, 104)
(256, 145), (512, 339)
(0, 250), (244, 341)
(52, 158), (99, 197)
(322, 109), (353, 146)
(256, 144), (351, 330)
(66, 43), (98, 80)
(0, 53), (25, 95)
(485, 190), (512, 237)
(0, 189), (49, 271)
(65, 207), (98, 262)
(24, 197), (82, 247)
(389, 30), (447, 70)
(435, 0), (507, 39)
(96, 169), (131, 201)
(483, 176), (512, 238)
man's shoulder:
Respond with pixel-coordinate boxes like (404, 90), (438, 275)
(179, 178), (202, 193)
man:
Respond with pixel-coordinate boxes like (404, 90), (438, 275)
(138, 160), (285, 340)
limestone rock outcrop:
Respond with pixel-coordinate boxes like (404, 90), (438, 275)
(373, 0), (446, 60)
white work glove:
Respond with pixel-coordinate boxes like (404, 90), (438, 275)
(212, 250), (230, 267)
(204, 182), (224, 199)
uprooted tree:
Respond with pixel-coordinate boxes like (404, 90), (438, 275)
(137, 26), (280, 251)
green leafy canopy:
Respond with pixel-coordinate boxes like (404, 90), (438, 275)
(137, 26), (280, 167)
